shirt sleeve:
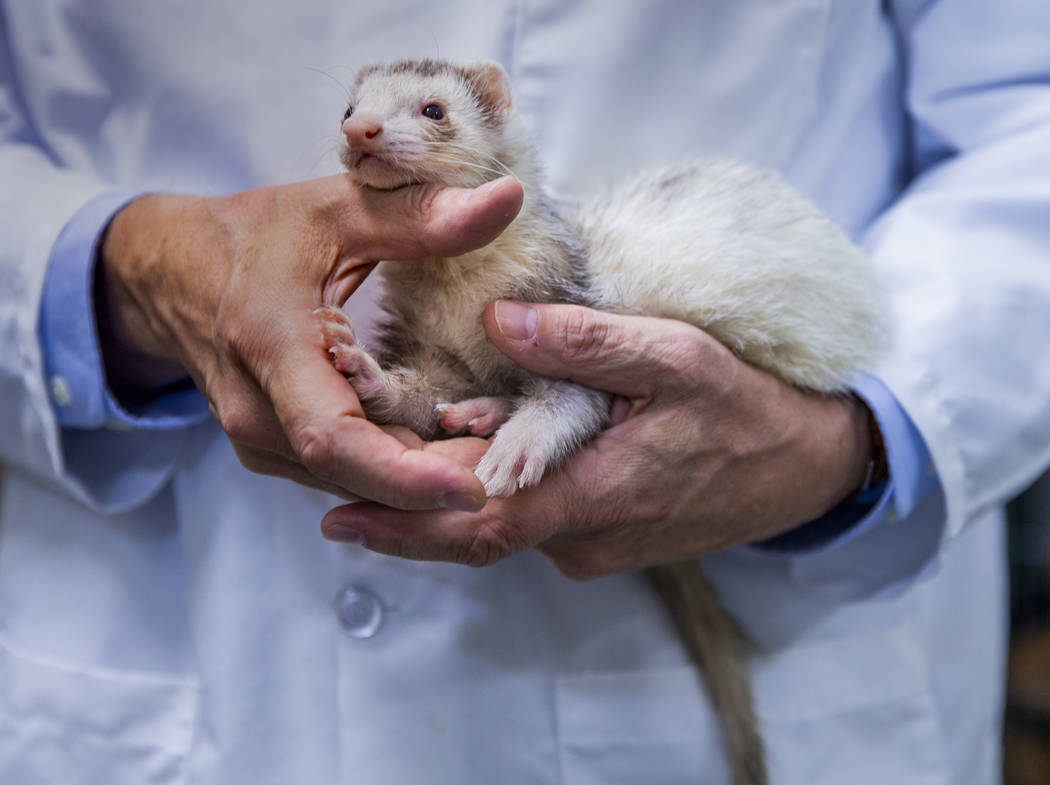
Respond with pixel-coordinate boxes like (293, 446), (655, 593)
(38, 191), (210, 430)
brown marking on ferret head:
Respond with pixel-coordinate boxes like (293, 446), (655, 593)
(457, 61), (514, 128)
(340, 59), (522, 190)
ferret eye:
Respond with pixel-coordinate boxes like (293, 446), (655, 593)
(342, 106), (354, 122)
(422, 104), (445, 121)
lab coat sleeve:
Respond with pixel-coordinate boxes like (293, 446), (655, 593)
(747, 1), (1050, 599)
(0, 19), (202, 514)
(870, 0), (1050, 539)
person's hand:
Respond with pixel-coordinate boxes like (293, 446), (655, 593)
(96, 175), (522, 510)
(320, 301), (873, 577)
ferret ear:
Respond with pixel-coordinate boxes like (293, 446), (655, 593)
(460, 60), (513, 120)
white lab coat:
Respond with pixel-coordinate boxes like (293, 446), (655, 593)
(2, 1), (1048, 783)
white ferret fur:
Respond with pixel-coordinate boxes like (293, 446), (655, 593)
(316, 59), (889, 785)
(318, 59), (886, 497)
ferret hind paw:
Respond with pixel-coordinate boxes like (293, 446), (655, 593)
(313, 307), (370, 377)
(314, 306), (358, 350)
(326, 343), (371, 377)
(312, 308), (391, 407)
(436, 397), (512, 436)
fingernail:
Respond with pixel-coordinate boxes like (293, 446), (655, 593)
(468, 176), (508, 203)
(324, 524), (366, 545)
(494, 301), (537, 341)
(439, 491), (485, 512)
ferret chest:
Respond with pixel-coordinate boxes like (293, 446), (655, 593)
(377, 257), (530, 389)
(375, 212), (585, 392)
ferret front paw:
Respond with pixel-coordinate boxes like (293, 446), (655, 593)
(475, 425), (554, 498)
(436, 397), (513, 437)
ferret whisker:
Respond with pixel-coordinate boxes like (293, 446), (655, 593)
(423, 153), (523, 184)
(418, 149), (530, 196)
(298, 65), (352, 101)
(309, 142), (346, 177)
(419, 141), (519, 179)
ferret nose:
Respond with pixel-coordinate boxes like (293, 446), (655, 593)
(343, 114), (383, 148)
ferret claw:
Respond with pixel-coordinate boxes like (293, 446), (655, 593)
(314, 305), (389, 401)
(475, 431), (551, 498)
(314, 305), (357, 342)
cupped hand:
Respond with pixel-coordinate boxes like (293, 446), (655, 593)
(96, 175), (523, 510)
(321, 301), (872, 577)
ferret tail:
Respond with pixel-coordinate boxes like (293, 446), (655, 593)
(646, 561), (768, 785)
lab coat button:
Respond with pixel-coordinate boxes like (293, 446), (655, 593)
(49, 375), (72, 407)
(336, 585), (384, 638)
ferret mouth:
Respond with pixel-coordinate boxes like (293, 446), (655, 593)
(343, 149), (417, 189)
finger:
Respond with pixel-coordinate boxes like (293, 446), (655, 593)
(263, 322), (487, 511)
(379, 423), (426, 450)
(320, 441), (618, 566)
(207, 373), (301, 461)
(482, 301), (724, 398)
(320, 494), (557, 567)
(375, 425), (489, 468)
(418, 433), (491, 469)
(354, 176), (524, 260)
(232, 442), (363, 501)
(232, 428), (489, 505)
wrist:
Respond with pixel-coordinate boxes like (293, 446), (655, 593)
(855, 399), (888, 494)
(95, 195), (193, 403)
(718, 369), (877, 547)
(801, 390), (874, 521)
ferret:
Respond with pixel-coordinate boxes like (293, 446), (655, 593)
(316, 58), (888, 785)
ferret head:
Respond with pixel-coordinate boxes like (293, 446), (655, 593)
(340, 59), (522, 190)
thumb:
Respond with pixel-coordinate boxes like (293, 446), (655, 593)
(482, 301), (714, 398)
(359, 176), (524, 260)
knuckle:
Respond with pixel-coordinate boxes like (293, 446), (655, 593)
(542, 493), (635, 582)
(559, 308), (614, 363)
(411, 182), (442, 221)
(550, 549), (610, 582)
(232, 444), (266, 474)
(214, 311), (260, 368)
(649, 322), (719, 386)
(375, 534), (409, 561)
(216, 400), (254, 443)
(414, 185), (454, 254)
(400, 183), (439, 231)
(456, 519), (519, 568)
(292, 423), (336, 478)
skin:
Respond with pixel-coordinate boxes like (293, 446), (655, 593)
(97, 173), (524, 511)
(322, 300), (874, 579)
(99, 171), (872, 576)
